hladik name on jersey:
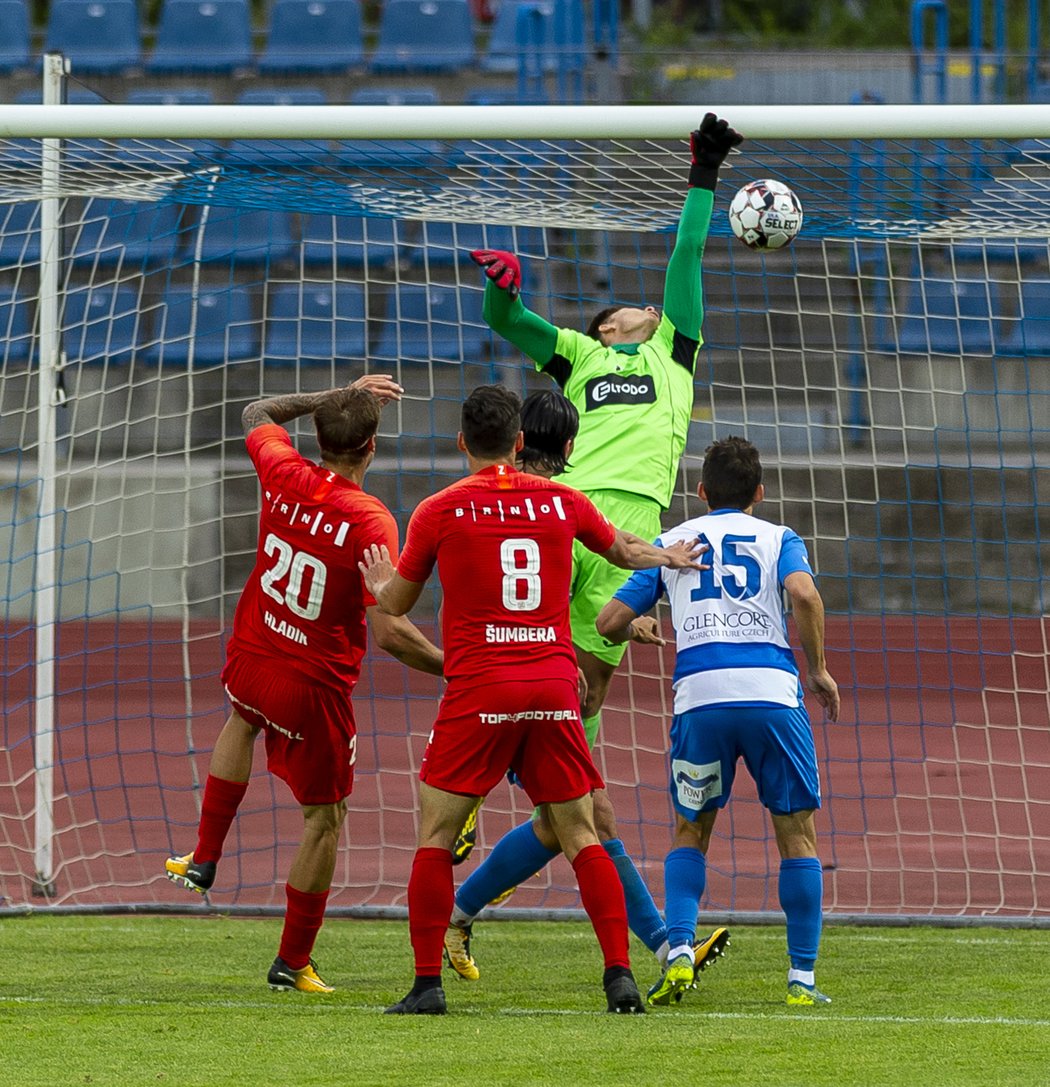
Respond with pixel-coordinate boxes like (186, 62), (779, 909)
(265, 610), (309, 646)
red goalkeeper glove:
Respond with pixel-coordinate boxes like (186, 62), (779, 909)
(470, 248), (522, 300)
(688, 113), (744, 191)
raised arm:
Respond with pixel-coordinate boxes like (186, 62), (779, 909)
(663, 115), (744, 341)
(784, 570), (840, 723)
(471, 249), (559, 365)
(240, 374), (404, 434)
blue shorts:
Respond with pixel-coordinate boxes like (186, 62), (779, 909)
(668, 702), (821, 819)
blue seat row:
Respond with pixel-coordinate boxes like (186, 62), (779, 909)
(877, 276), (1050, 356)
(0, 0), (584, 75)
(0, 200), (532, 270)
(0, 281), (492, 366)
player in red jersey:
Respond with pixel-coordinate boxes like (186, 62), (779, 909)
(165, 374), (443, 993)
(359, 384), (704, 1015)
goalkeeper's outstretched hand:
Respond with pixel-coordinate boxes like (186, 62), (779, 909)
(470, 248), (522, 300)
(688, 113), (744, 190)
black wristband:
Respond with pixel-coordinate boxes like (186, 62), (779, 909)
(689, 162), (719, 190)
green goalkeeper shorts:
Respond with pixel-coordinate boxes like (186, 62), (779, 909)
(570, 489), (664, 669)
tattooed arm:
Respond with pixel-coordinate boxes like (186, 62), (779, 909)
(240, 374), (404, 435)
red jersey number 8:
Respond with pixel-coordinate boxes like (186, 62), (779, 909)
(500, 537), (541, 612)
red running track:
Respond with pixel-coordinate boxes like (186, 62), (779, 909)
(1, 616), (1048, 915)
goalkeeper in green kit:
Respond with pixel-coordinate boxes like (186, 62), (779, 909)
(444, 114), (743, 985)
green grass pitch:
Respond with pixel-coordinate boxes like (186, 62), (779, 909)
(1, 915), (1046, 1087)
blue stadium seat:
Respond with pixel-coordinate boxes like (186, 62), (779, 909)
(892, 277), (1002, 356)
(263, 282), (368, 366)
(300, 213), (401, 267)
(481, 0), (556, 73)
(119, 87), (220, 166)
(0, 201), (40, 267)
(373, 284), (487, 362)
(334, 87), (442, 167)
(258, 0), (365, 73)
(406, 221), (514, 266)
(147, 0), (252, 73)
(0, 286), (33, 362)
(1000, 280), (1050, 356)
(193, 207), (297, 265)
(127, 87), (214, 104)
(147, 285), (258, 366)
(462, 87), (545, 105)
(61, 283), (144, 364)
(348, 87), (441, 106)
(0, 0), (30, 72)
(45, 0), (141, 74)
(70, 199), (187, 267)
(370, 0), (476, 72)
(224, 87), (331, 168)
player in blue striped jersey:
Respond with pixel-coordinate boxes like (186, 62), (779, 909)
(596, 436), (840, 1007)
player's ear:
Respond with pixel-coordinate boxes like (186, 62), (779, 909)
(697, 481), (708, 504)
(564, 437), (575, 459)
(456, 432), (468, 453)
(751, 483), (764, 507)
(514, 430), (524, 453)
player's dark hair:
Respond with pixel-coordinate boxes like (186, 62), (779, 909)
(519, 390), (578, 476)
(313, 387), (381, 464)
(461, 384), (522, 458)
(586, 305), (624, 342)
(701, 436), (763, 510)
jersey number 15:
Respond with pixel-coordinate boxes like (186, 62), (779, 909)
(690, 533), (760, 602)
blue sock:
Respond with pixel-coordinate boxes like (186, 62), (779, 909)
(663, 846), (707, 951)
(454, 821), (558, 918)
(779, 856), (823, 971)
(603, 838), (667, 952)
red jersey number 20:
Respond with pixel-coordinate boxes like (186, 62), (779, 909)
(259, 532), (328, 621)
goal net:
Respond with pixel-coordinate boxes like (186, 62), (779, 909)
(2, 93), (1048, 920)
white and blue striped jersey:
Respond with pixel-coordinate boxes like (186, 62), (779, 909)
(613, 508), (814, 714)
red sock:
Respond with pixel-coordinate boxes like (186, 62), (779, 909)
(278, 884), (330, 970)
(572, 843), (630, 970)
(193, 774), (249, 864)
(408, 847), (454, 977)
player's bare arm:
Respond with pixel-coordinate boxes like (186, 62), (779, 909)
(784, 570), (840, 723)
(366, 607), (444, 676)
(596, 598), (649, 646)
(604, 530), (708, 571)
(359, 543), (425, 617)
(241, 375), (404, 433)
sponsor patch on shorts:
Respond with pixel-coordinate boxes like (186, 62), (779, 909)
(672, 757), (722, 811)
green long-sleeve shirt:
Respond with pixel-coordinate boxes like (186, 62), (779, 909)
(482, 187), (713, 510)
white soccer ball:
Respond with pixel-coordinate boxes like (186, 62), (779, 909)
(727, 179), (803, 250)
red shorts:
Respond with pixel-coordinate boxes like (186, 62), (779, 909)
(420, 676), (604, 805)
(221, 651), (356, 806)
